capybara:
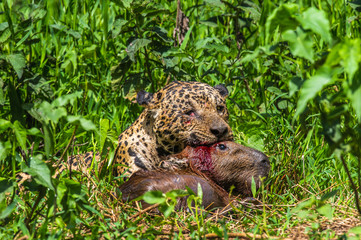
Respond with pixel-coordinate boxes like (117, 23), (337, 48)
(120, 141), (270, 210)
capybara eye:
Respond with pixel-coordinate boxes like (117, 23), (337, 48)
(217, 144), (227, 150)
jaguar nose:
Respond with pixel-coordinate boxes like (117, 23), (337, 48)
(210, 125), (228, 138)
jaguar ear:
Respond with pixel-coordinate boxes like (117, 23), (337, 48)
(214, 84), (228, 97)
(137, 90), (154, 107)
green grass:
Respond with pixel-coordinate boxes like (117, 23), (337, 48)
(1, 0), (361, 239)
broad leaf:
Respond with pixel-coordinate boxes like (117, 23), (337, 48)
(347, 72), (361, 123)
(7, 54), (26, 78)
(340, 39), (361, 80)
(39, 101), (67, 124)
(300, 7), (332, 44)
(52, 91), (82, 107)
(13, 121), (27, 151)
(282, 27), (314, 62)
(0, 119), (12, 133)
(23, 154), (55, 191)
(0, 141), (11, 161)
(126, 39), (151, 62)
(67, 116), (96, 131)
(159, 204), (175, 218)
(265, 3), (299, 43)
(295, 66), (334, 118)
(0, 200), (16, 219)
(316, 204), (333, 220)
(348, 226), (361, 234)
(143, 191), (165, 204)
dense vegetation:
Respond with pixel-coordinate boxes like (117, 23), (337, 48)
(1, 0), (361, 238)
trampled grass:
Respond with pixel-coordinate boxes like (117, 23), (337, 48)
(1, 0), (361, 239)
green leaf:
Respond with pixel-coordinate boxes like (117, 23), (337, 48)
(13, 121), (27, 151)
(180, 24), (194, 50)
(297, 210), (309, 219)
(143, 191), (165, 205)
(265, 3), (300, 43)
(159, 203), (175, 218)
(0, 119), (12, 133)
(0, 200), (16, 219)
(292, 198), (315, 212)
(247, 134), (264, 152)
(0, 22), (8, 31)
(205, 43), (229, 53)
(347, 71), (361, 123)
(83, 45), (97, 57)
(23, 154), (55, 191)
(43, 123), (54, 157)
(0, 28), (11, 43)
(316, 203), (333, 220)
(121, 0), (133, 8)
(27, 127), (41, 136)
(39, 101), (67, 124)
(326, 40), (361, 79)
(320, 189), (339, 202)
(300, 7), (332, 44)
(341, 40), (361, 80)
(0, 179), (14, 202)
(282, 27), (314, 62)
(165, 189), (188, 199)
(8, 82), (24, 124)
(99, 119), (109, 153)
(251, 177), (256, 197)
(0, 141), (12, 161)
(67, 29), (81, 39)
(197, 182), (203, 200)
(289, 77), (305, 97)
(295, 66), (334, 118)
(126, 39), (151, 62)
(82, 204), (102, 217)
(52, 91), (82, 107)
(66, 116), (96, 131)
(7, 54), (26, 78)
(348, 226), (361, 234)
(112, 19), (128, 38)
(204, 0), (224, 7)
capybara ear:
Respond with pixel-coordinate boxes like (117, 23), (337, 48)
(137, 90), (154, 107)
(214, 84), (228, 97)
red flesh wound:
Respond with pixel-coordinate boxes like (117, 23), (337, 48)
(190, 146), (215, 174)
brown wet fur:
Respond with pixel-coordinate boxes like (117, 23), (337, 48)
(119, 141), (270, 209)
(120, 169), (230, 210)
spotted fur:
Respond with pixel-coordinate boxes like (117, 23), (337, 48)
(75, 81), (233, 176)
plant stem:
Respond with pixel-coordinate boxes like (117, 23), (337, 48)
(340, 155), (361, 215)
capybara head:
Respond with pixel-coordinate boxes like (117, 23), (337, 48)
(120, 141), (270, 209)
(177, 141), (270, 196)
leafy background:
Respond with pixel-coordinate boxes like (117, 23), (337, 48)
(1, 0), (361, 238)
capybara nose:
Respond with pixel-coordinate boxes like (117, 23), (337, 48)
(253, 151), (270, 168)
(210, 125), (228, 138)
(260, 156), (270, 167)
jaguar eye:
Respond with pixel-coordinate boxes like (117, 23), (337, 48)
(185, 110), (195, 116)
(217, 144), (227, 151)
(216, 105), (224, 113)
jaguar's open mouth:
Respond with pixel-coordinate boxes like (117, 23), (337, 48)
(188, 140), (215, 148)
